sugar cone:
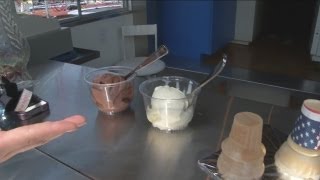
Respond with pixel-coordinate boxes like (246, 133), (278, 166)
(229, 112), (263, 152)
(218, 112), (265, 179)
(275, 139), (320, 179)
(217, 152), (264, 179)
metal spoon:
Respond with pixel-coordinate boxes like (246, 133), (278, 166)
(191, 54), (227, 94)
(124, 45), (169, 79)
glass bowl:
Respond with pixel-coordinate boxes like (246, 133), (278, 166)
(139, 76), (200, 131)
(84, 66), (136, 115)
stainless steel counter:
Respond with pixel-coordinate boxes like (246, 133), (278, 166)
(1, 61), (320, 179)
(0, 149), (89, 180)
(162, 56), (320, 96)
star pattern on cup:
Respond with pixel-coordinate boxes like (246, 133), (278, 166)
(291, 114), (320, 150)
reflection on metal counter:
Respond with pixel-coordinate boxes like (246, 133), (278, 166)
(1, 61), (319, 180)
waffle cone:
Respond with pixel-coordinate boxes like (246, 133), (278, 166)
(275, 141), (320, 179)
(229, 112), (263, 152)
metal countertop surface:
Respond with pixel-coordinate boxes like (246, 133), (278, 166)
(0, 149), (88, 180)
(2, 61), (320, 179)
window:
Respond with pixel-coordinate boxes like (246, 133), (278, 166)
(14, 0), (129, 25)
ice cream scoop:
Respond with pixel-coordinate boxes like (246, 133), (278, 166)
(139, 76), (200, 131)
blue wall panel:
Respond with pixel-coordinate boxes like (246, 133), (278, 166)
(212, 1), (236, 53)
(147, 0), (236, 62)
(157, 1), (214, 60)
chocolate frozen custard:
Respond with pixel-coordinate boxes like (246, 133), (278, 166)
(90, 73), (134, 114)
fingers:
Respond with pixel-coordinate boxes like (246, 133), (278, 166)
(62, 115), (86, 128)
(13, 117), (84, 147)
(0, 115), (87, 163)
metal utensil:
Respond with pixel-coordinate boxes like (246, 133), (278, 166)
(124, 45), (169, 79)
(191, 54), (227, 94)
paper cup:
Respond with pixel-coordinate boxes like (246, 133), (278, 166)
(290, 99), (320, 152)
(274, 99), (320, 179)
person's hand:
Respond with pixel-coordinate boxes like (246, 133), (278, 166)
(0, 115), (86, 163)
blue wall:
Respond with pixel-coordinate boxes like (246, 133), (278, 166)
(147, 0), (236, 62)
(212, 1), (237, 53)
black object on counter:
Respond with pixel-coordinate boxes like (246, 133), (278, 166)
(50, 47), (100, 65)
(0, 109), (49, 131)
(1, 76), (19, 97)
(0, 77), (50, 130)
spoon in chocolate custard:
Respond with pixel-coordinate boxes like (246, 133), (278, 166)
(123, 45), (169, 79)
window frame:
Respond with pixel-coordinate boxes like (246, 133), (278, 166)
(61, 0), (132, 27)
(15, 0), (131, 27)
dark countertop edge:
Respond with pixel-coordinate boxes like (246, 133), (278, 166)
(50, 47), (100, 65)
(70, 47), (100, 65)
(163, 59), (320, 96)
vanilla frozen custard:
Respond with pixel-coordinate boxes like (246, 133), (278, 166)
(146, 85), (193, 130)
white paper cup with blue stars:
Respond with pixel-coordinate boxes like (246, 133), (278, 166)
(274, 99), (320, 179)
(290, 99), (320, 156)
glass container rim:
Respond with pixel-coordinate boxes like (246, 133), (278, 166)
(139, 76), (200, 100)
(84, 66), (136, 86)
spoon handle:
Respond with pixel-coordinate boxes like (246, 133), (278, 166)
(194, 54), (227, 93)
(124, 45), (169, 79)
